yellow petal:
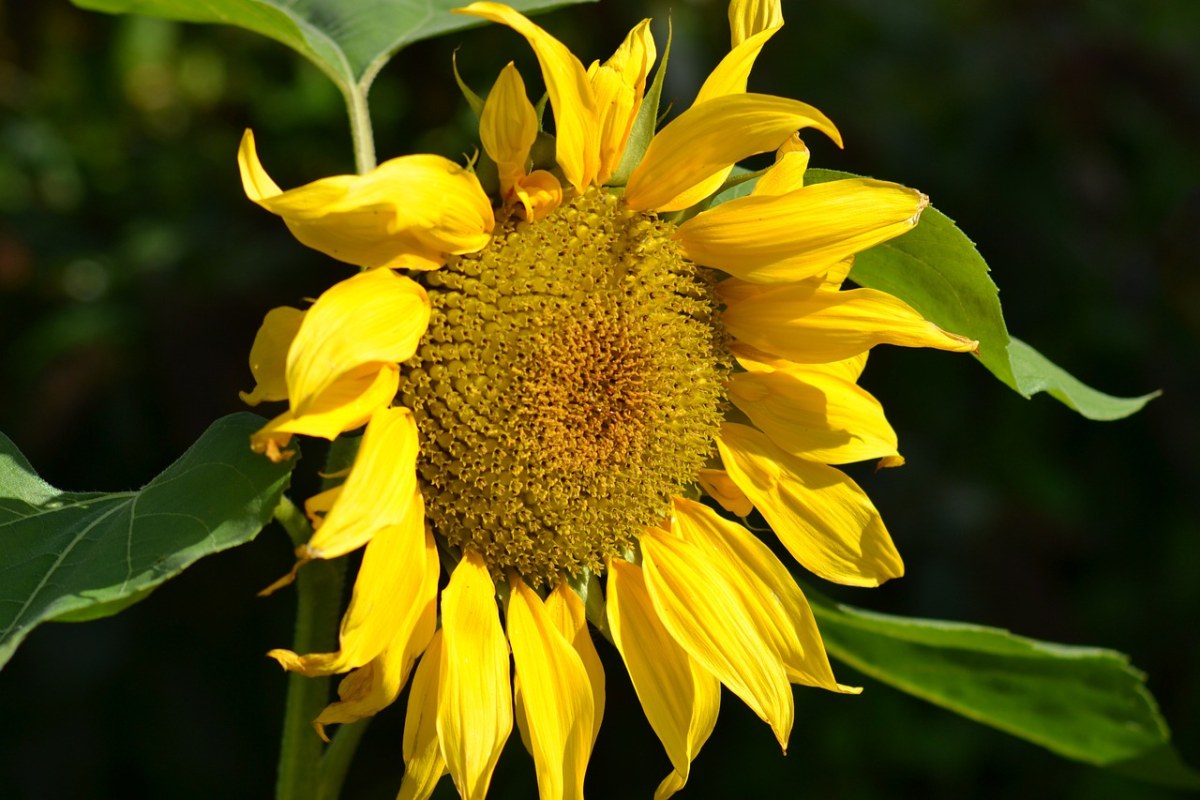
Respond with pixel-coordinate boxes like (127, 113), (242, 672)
(717, 422), (904, 586)
(721, 281), (980, 361)
(751, 135), (810, 196)
(249, 364), (398, 457)
(513, 170), (564, 221)
(399, 631), (449, 800)
(313, 529), (440, 737)
(507, 576), (595, 800)
(728, 0), (783, 46)
(239, 130), (493, 270)
(625, 93), (840, 212)
(544, 583), (605, 750)
(456, 2), (598, 193)
(733, 340), (868, 382)
(606, 559), (719, 797)
(481, 62), (538, 197)
(437, 552), (513, 800)
(239, 306), (305, 406)
(591, 19), (657, 184)
(640, 528), (793, 750)
(267, 488), (427, 676)
(696, 468), (754, 517)
(727, 366), (900, 465)
(302, 406), (420, 559)
(672, 498), (855, 692)
(287, 268), (430, 418)
(678, 178), (926, 282)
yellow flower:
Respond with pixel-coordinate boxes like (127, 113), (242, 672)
(240, 1), (978, 797)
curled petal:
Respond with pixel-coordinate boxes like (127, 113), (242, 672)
(606, 559), (719, 798)
(679, 179), (927, 282)
(481, 62), (538, 198)
(399, 632), (448, 800)
(718, 422), (904, 586)
(625, 93), (840, 212)
(239, 130), (493, 270)
(508, 576), (595, 800)
(437, 552), (513, 800)
(721, 280), (979, 361)
(456, 2), (598, 192)
(591, 19), (657, 184)
(239, 306), (304, 406)
(513, 170), (564, 221)
(728, 0), (783, 46)
(751, 135), (810, 196)
(696, 468), (754, 518)
(640, 528), (794, 750)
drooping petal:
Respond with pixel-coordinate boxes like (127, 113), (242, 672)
(267, 488), (427, 676)
(437, 552), (513, 800)
(696, 469), (753, 517)
(239, 306), (305, 406)
(399, 631), (448, 800)
(624, 93), (840, 212)
(301, 406), (420, 560)
(544, 583), (605, 749)
(239, 130), (493, 270)
(508, 576), (595, 800)
(591, 19), (657, 184)
(678, 179), (926, 282)
(721, 281), (979, 362)
(606, 559), (719, 799)
(717, 422), (904, 586)
(640, 528), (793, 750)
(456, 2), (598, 192)
(728, 0), (783, 46)
(481, 62), (538, 198)
(727, 366), (901, 465)
(312, 529), (440, 737)
(287, 268), (430, 418)
(672, 498), (855, 692)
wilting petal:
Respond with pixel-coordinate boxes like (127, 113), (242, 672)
(721, 281), (979, 362)
(625, 93), (840, 212)
(438, 552), (513, 800)
(513, 170), (564, 221)
(679, 179), (926, 282)
(591, 19), (656, 184)
(718, 422), (904, 586)
(727, 366), (900, 465)
(287, 268), (430, 417)
(481, 62), (538, 197)
(672, 498), (855, 692)
(728, 0), (783, 46)
(544, 584), (605, 749)
(267, 489), (427, 676)
(313, 529), (440, 737)
(696, 469), (753, 517)
(239, 130), (493, 270)
(239, 306), (304, 406)
(302, 406), (420, 559)
(456, 2), (598, 193)
(399, 632), (448, 800)
(640, 528), (793, 749)
(508, 576), (595, 800)
(607, 559), (719, 799)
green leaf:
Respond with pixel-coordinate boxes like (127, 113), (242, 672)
(714, 166), (1155, 420)
(0, 413), (295, 670)
(69, 0), (597, 97)
(804, 587), (1199, 788)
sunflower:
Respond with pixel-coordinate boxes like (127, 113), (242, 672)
(237, 1), (977, 797)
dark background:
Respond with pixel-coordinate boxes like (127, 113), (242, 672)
(2, 0), (1198, 797)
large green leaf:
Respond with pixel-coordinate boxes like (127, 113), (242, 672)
(804, 587), (1199, 788)
(0, 413), (294, 670)
(803, 168), (1158, 419)
(70, 0), (596, 96)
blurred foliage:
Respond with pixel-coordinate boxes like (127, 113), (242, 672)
(1, 0), (1198, 798)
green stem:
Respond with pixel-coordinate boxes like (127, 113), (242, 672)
(273, 498), (347, 800)
(317, 720), (371, 800)
(347, 83), (377, 174)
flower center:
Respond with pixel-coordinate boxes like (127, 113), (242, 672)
(401, 189), (728, 585)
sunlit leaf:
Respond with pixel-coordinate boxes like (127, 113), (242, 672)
(70, 0), (597, 97)
(0, 413), (294, 670)
(802, 586), (1199, 788)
